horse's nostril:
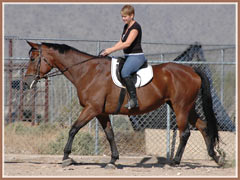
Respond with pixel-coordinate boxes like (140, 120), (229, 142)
(22, 81), (30, 90)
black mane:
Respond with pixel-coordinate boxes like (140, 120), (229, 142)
(42, 42), (97, 57)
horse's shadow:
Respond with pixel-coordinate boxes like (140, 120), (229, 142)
(70, 156), (219, 169)
(5, 156), (220, 169)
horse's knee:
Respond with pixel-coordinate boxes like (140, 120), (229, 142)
(69, 126), (79, 137)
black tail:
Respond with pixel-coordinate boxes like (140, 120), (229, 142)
(194, 68), (219, 146)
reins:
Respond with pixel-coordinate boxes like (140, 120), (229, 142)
(43, 56), (100, 78)
(30, 44), (104, 79)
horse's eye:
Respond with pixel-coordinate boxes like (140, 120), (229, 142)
(30, 57), (35, 62)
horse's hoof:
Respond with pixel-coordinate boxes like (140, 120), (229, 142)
(169, 160), (180, 167)
(105, 163), (116, 169)
(218, 156), (226, 167)
(62, 158), (74, 168)
(169, 162), (176, 166)
(216, 148), (226, 167)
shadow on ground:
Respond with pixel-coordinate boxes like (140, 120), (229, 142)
(5, 156), (220, 169)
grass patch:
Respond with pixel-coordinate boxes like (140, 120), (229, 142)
(4, 122), (95, 155)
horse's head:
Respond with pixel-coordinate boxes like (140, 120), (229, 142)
(23, 41), (54, 89)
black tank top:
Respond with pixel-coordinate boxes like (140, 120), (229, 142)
(121, 21), (143, 54)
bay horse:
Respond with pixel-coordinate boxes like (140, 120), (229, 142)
(23, 41), (224, 168)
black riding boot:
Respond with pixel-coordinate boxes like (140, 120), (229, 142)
(123, 77), (139, 109)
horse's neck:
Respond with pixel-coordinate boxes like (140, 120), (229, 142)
(54, 52), (93, 84)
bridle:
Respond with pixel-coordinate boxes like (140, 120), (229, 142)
(27, 44), (102, 88)
(31, 45), (54, 76)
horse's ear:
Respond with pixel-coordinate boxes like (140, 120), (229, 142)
(27, 41), (38, 49)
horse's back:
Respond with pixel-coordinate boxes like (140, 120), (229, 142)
(152, 62), (196, 74)
(152, 62), (200, 84)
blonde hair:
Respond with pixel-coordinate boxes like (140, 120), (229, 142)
(121, 5), (135, 17)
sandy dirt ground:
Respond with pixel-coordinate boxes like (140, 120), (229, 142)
(3, 154), (237, 177)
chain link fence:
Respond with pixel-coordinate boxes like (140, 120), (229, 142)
(4, 37), (236, 160)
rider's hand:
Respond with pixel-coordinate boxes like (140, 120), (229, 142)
(100, 48), (112, 56)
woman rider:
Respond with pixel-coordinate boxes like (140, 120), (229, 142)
(101, 5), (147, 109)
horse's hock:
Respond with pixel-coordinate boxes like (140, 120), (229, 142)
(145, 129), (236, 160)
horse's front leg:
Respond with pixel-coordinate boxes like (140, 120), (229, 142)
(97, 114), (119, 168)
(62, 106), (98, 167)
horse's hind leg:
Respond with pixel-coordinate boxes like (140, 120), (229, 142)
(188, 108), (221, 165)
(97, 114), (119, 167)
(173, 110), (191, 165)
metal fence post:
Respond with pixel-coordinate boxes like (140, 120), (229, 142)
(68, 85), (72, 126)
(8, 38), (13, 123)
(45, 79), (49, 123)
(166, 105), (171, 160)
(95, 118), (99, 155)
(110, 115), (114, 128)
(160, 54), (164, 61)
(32, 88), (36, 125)
(49, 82), (54, 123)
(220, 49), (225, 105)
(94, 41), (101, 155)
(19, 68), (24, 122)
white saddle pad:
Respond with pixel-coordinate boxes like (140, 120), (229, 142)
(111, 58), (153, 88)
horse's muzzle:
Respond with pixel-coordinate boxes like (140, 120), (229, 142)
(23, 75), (38, 89)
